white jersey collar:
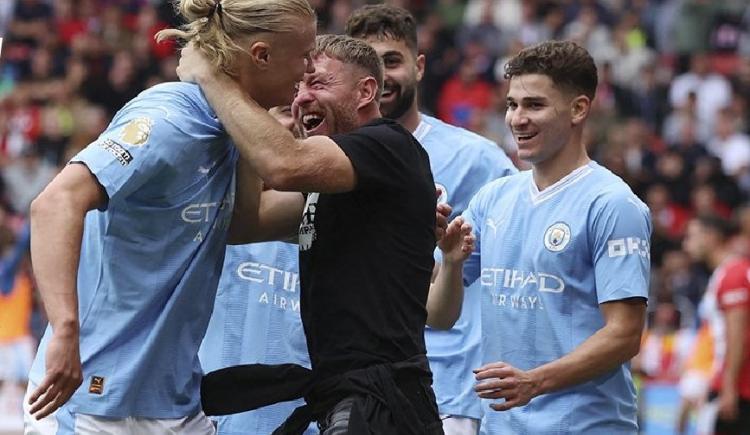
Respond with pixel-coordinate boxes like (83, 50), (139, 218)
(528, 161), (595, 206)
(413, 114), (432, 141)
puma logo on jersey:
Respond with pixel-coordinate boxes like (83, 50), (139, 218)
(486, 217), (505, 236)
(89, 376), (105, 395)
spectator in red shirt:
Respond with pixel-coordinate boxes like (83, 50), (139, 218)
(437, 53), (492, 128)
(683, 214), (750, 435)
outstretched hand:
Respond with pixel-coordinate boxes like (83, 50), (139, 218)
(438, 216), (474, 263)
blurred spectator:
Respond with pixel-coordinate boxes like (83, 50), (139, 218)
(661, 249), (709, 328)
(1, 144), (56, 215)
(434, 0), (466, 32)
(669, 53), (733, 141)
(531, 2), (566, 44)
(646, 182), (691, 240)
(605, 11), (655, 90)
(620, 117), (659, 191)
(638, 300), (695, 383)
(707, 108), (750, 187)
(2, 84), (41, 160)
(437, 50), (492, 128)
(740, 6), (750, 56)
(463, 0), (522, 38)
(6, 0), (53, 49)
(54, 0), (87, 48)
(625, 64), (670, 133)
(36, 84), (75, 166)
(86, 49), (145, 116)
(692, 184), (733, 220)
(663, 91), (710, 146)
(562, 4), (613, 61)
(591, 61), (629, 121)
(0, 220), (32, 424)
(692, 155), (746, 210)
(457, 0), (505, 57)
(666, 119), (708, 175)
(682, 214), (750, 434)
(653, 150), (691, 207)
(0, 0), (17, 37)
(672, 0), (721, 56)
(663, 91), (709, 148)
(677, 319), (717, 435)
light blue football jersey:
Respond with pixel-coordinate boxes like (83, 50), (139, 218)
(463, 162), (651, 434)
(199, 241), (315, 435)
(417, 114), (516, 420)
(29, 82), (238, 421)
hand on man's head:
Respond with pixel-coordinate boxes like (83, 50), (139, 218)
(176, 42), (215, 84)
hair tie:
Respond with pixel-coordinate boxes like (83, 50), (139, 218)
(207, 0), (224, 30)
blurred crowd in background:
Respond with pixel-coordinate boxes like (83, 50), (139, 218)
(0, 0), (750, 433)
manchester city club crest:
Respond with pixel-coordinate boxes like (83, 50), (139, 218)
(544, 222), (571, 252)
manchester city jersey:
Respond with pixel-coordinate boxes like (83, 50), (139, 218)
(463, 161), (651, 434)
(199, 241), (315, 434)
(416, 114), (516, 420)
(29, 82), (238, 421)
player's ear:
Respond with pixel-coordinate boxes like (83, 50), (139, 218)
(248, 40), (271, 69)
(357, 76), (378, 110)
(570, 95), (591, 126)
(415, 53), (425, 82)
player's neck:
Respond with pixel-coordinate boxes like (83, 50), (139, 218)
(532, 140), (590, 191)
(360, 102), (382, 126)
(398, 101), (421, 133)
(238, 72), (261, 106)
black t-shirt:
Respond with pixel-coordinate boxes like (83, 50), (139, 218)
(298, 118), (436, 380)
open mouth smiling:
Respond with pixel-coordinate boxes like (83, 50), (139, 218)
(302, 113), (324, 132)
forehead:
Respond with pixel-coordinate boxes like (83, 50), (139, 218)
(283, 18), (317, 50)
(305, 54), (346, 79)
(363, 36), (412, 57)
(506, 74), (562, 99)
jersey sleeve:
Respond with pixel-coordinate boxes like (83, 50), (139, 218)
(71, 103), (216, 207)
(717, 263), (750, 311)
(591, 190), (652, 304)
(331, 122), (421, 191)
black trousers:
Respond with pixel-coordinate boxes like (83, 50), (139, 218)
(318, 394), (444, 435)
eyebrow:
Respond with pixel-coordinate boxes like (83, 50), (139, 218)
(381, 50), (404, 58)
(506, 96), (548, 103)
(303, 72), (335, 85)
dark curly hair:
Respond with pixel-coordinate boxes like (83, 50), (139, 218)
(504, 40), (598, 100)
(344, 4), (418, 54)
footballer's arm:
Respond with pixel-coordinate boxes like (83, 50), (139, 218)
(185, 65), (357, 194)
(27, 163), (105, 418)
(426, 217), (474, 329)
(227, 157), (306, 244)
(474, 298), (646, 410)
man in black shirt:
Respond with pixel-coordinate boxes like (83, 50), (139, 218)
(177, 34), (470, 434)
